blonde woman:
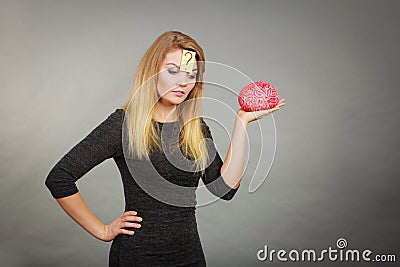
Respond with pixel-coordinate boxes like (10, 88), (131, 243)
(45, 31), (285, 266)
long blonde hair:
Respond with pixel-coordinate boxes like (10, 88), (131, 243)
(119, 31), (208, 174)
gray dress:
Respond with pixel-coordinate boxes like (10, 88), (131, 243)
(45, 108), (239, 266)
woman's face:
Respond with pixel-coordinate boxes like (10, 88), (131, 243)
(156, 49), (198, 106)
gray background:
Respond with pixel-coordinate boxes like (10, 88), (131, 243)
(1, 0), (399, 266)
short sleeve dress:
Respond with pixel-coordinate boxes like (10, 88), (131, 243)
(45, 108), (240, 267)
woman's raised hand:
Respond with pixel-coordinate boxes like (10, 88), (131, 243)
(237, 98), (286, 124)
(101, 211), (143, 242)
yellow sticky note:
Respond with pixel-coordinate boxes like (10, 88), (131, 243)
(180, 50), (196, 73)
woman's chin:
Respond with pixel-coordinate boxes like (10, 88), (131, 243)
(167, 95), (188, 104)
(158, 99), (183, 107)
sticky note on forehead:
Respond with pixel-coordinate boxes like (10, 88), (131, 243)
(180, 49), (196, 73)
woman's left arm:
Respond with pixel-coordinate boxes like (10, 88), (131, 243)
(220, 98), (286, 189)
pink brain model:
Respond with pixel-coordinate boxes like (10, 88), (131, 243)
(238, 81), (279, 112)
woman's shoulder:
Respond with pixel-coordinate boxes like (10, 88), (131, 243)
(93, 108), (125, 135)
(115, 108), (125, 115)
(103, 108), (124, 123)
(198, 116), (208, 129)
(199, 116), (208, 125)
(110, 108), (125, 122)
(198, 117), (213, 138)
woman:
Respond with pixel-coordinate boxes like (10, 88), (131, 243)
(45, 30), (285, 266)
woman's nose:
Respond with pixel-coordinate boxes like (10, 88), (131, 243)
(177, 71), (190, 86)
(177, 81), (188, 87)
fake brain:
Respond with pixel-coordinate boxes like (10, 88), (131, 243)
(238, 81), (279, 112)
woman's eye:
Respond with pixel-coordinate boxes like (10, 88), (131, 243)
(167, 67), (197, 79)
(168, 68), (179, 74)
(188, 73), (197, 80)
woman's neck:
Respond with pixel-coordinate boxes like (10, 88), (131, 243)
(153, 102), (179, 122)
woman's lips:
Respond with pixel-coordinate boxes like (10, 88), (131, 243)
(172, 90), (185, 96)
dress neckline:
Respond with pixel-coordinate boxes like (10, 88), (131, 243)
(154, 120), (180, 124)
(116, 108), (180, 124)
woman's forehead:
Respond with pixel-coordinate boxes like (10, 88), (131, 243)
(163, 49), (196, 65)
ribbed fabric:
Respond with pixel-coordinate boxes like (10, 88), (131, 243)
(45, 109), (239, 266)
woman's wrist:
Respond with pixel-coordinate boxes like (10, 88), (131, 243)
(235, 111), (249, 128)
(98, 223), (108, 242)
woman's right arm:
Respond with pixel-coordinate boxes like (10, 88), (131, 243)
(45, 109), (142, 242)
(55, 192), (142, 242)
